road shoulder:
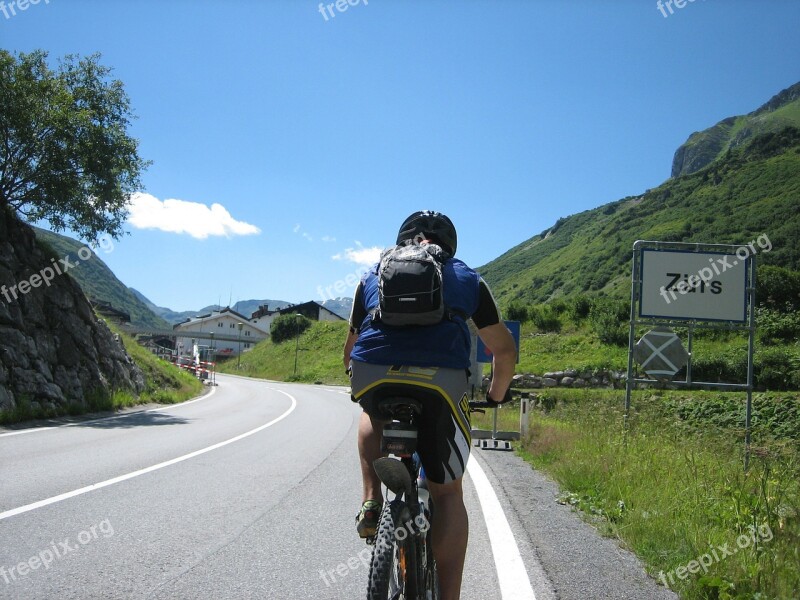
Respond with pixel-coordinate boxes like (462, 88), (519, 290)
(475, 449), (678, 600)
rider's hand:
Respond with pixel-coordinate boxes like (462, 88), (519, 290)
(486, 387), (513, 405)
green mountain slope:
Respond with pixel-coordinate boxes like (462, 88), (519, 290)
(32, 228), (169, 329)
(479, 127), (800, 305)
(672, 81), (800, 177)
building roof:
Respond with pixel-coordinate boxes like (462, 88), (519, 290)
(173, 307), (252, 329)
(276, 301), (346, 321)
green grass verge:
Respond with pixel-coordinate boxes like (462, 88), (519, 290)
(517, 323), (628, 374)
(216, 320), (350, 385)
(472, 389), (800, 599)
(0, 321), (204, 424)
(111, 323), (205, 406)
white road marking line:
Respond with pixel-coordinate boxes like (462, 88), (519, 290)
(467, 457), (537, 600)
(0, 389), (297, 521)
(0, 386), (217, 438)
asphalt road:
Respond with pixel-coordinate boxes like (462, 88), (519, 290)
(0, 374), (675, 599)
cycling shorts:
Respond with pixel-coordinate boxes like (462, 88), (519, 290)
(349, 361), (472, 484)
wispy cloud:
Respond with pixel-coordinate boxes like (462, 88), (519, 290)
(332, 242), (382, 266)
(293, 223), (314, 242)
(321, 235), (336, 243)
(127, 193), (260, 239)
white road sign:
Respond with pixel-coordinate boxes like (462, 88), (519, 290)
(640, 249), (748, 322)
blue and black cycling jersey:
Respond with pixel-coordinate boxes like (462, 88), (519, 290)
(348, 258), (502, 369)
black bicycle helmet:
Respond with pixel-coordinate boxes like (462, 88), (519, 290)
(396, 211), (457, 257)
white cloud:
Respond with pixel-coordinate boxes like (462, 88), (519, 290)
(127, 193), (260, 239)
(321, 235), (336, 243)
(293, 223), (316, 242)
(332, 243), (382, 266)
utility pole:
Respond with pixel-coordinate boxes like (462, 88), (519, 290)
(237, 322), (244, 369)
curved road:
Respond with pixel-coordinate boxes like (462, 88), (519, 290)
(0, 374), (674, 599)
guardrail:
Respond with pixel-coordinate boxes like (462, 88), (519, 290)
(121, 327), (251, 343)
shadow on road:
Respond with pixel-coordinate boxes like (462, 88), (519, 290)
(71, 411), (192, 429)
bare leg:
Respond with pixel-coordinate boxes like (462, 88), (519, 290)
(358, 411), (386, 503)
(427, 478), (468, 600)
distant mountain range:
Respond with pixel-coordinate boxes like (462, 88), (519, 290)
(29, 228), (355, 327)
(128, 291), (293, 325)
(129, 292), (353, 324)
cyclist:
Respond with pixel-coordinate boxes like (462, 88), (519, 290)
(343, 210), (516, 600)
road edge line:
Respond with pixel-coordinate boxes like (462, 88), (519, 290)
(467, 456), (537, 600)
(0, 389), (296, 521)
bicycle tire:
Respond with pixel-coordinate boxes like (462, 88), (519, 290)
(367, 499), (421, 599)
(421, 525), (439, 599)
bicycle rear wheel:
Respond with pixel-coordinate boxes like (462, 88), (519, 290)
(420, 525), (439, 599)
(367, 499), (420, 599)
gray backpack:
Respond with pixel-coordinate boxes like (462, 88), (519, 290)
(370, 243), (446, 327)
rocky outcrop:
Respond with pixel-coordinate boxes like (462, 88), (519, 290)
(671, 81), (800, 178)
(0, 209), (144, 413)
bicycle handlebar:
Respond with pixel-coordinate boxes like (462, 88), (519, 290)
(468, 401), (498, 409)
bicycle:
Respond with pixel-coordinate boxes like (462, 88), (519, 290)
(365, 394), (494, 600)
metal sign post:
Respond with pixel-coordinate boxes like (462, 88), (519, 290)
(625, 241), (757, 469)
(471, 320), (521, 450)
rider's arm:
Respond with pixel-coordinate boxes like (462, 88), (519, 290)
(477, 322), (516, 402)
(343, 281), (367, 369)
(472, 278), (516, 402)
(343, 328), (358, 369)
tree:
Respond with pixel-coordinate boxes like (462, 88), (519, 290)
(270, 314), (311, 344)
(0, 50), (149, 243)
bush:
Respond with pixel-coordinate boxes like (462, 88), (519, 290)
(588, 299), (629, 346)
(549, 298), (569, 315)
(691, 345), (800, 391)
(757, 265), (800, 310)
(529, 304), (562, 333)
(756, 306), (800, 344)
(692, 347), (748, 384)
(568, 295), (593, 321)
(270, 314), (311, 344)
(505, 300), (528, 322)
(755, 346), (800, 391)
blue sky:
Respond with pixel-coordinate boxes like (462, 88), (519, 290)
(3, 0), (799, 311)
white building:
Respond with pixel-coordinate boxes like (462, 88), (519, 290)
(250, 301), (346, 331)
(173, 308), (269, 359)
(173, 302), (346, 360)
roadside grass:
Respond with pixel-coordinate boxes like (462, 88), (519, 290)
(514, 320), (752, 376)
(110, 324), (204, 406)
(216, 320), (350, 385)
(472, 389), (800, 599)
(0, 322), (204, 425)
(214, 315), (800, 597)
(517, 326), (628, 374)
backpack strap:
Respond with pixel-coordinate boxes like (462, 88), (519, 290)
(368, 306), (467, 326)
